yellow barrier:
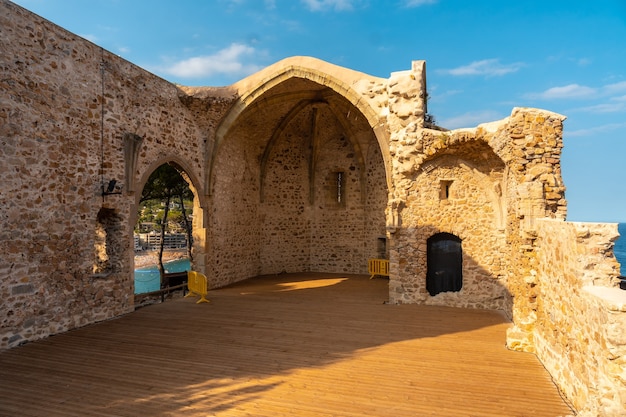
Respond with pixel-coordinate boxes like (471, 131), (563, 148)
(368, 258), (389, 279)
(185, 270), (210, 304)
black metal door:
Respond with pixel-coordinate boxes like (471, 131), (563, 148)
(426, 233), (462, 296)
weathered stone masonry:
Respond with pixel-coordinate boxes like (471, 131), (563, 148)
(1, 1), (625, 414)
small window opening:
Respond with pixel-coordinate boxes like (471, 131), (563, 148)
(325, 171), (346, 208)
(440, 180), (453, 200)
(336, 171), (344, 204)
(377, 237), (387, 259)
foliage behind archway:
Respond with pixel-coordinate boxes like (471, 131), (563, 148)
(137, 163), (194, 286)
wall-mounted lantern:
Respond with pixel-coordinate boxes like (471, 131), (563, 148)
(102, 179), (123, 196)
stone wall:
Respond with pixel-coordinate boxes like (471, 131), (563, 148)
(209, 130), (263, 285)
(260, 110), (313, 274)
(0, 0), (210, 348)
(387, 101), (568, 314)
(531, 219), (625, 416)
(389, 139), (510, 308)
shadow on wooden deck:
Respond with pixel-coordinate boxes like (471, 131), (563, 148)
(0, 273), (574, 417)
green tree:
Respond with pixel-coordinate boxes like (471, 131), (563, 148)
(139, 163), (194, 286)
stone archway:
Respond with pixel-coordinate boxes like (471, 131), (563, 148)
(205, 61), (390, 286)
(208, 56), (392, 196)
(132, 156), (208, 276)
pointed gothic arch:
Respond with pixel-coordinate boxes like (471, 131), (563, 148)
(132, 155), (208, 274)
(207, 56), (391, 196)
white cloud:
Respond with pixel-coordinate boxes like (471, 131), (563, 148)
(163, 43), (261, 79)
(442, 59), (524, 77)
(566, 122), (626, 137)
(301, 0), (356, 11)
(526, 84), (597, 100)
(526, 80), (626, 102)
(572, 102), (626, 114)
(438, 110), (503, 130)
(602, 81), (626, 95)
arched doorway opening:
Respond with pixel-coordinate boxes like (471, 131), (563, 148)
(426, 233), (463, 296)
(134, 161), (200, 293)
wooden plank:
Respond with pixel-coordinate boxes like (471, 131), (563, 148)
(0, 273), (573, 417)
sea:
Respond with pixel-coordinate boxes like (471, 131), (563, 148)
(134, 258), (191, 294)
(616, 223), (626, 277)
(133, 223), (626, 293)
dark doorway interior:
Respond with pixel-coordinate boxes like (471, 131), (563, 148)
(426, 233), (462, 296)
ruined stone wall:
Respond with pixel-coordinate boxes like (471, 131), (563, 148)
(389, 137), (510, 309)
(208, 127), (262, 287)
(3, 4), (625, 415)
(385, 60), (568, 312)
(0, 0), (208, 349)
(500, 108), (568, 351)
(532, 219), (625, 416)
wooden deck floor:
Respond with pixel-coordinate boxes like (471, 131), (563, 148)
(0, 273), (574, 417)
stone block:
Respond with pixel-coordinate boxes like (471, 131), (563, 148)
(11, 284), (34, 295)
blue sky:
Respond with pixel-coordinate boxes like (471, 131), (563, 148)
(12, 0), (626, 223)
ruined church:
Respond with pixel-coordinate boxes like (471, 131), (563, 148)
(1, 1), (625, 415)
